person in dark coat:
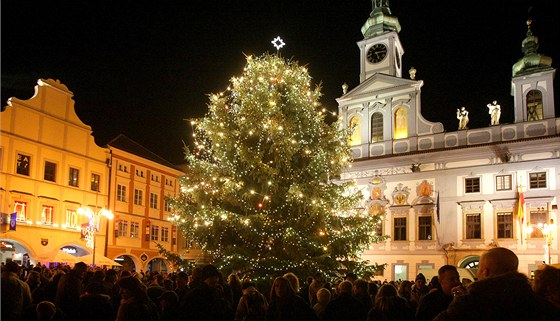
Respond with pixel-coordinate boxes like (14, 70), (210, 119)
(55, 262), (88, 319)
(267, 276), (317, 321)
(367, 284), (413, 321)
(2, 261), (33, 321)
(180, 264), (233, 321)
(324, 280), (366, 321)
(115, 276), (159, 321)
(415, 265), (460, 321)
(78, 282), (115, 321)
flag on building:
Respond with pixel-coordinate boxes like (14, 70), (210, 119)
(9, 212), (17, 230)
(516, 185), (525, 224)
(436, 191), (441, 223)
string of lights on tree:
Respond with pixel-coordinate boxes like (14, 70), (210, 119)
(169, 52), (385, 281)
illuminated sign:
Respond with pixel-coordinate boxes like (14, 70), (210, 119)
(61, 246), (77, 254)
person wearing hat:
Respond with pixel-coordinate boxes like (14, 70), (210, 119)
(410, 273), (429, 309)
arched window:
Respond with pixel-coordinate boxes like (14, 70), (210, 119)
(371, 112), (384, 142)
(527, 90), (543, 121)
(394, 107), (408, 139)
(348, 116), (362, 146)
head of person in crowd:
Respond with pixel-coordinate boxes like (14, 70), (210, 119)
(158, 290), (179, 311)
(533, 265), (560, 308)
(36, 301), (57, 321)
(337, 280), (353, 295)
(398, 280), (413, 299)
(316, 288), (331, 305)
(477, 247), (518, 280)
(345, 272), (357, 283)
(415, 273), (427, 289)
(201, 264), (221, 288)
(352, 279), (369, 296)
(437, 265), (461, 296)
(176, 271), (188, 288)
(4, 261), (21, 274)
(271, 276), (296, 303)
(283, 272), (300, 293)
(117, 276), (148, 301)
(428, 276), (439, 290)
(105, 269), (118, 284)
(374, 284), (398, 308)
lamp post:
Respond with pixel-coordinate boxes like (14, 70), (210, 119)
(78, 207), (114, 266)
(526, 219), (556, 264)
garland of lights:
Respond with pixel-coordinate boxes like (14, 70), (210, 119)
(170, 54), (385, 281)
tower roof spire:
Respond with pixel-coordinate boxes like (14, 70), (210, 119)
(361, 0), (401, 39)
(512, 19), (553, 77)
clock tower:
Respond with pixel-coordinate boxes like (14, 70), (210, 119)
(359, 0), (404, 82)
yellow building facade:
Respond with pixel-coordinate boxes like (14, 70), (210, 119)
(0, 79), (198, 272)
(105, 135), (200, 272)
(0, 79), (111, 263)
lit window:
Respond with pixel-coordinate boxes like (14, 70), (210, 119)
(14, 201), (27, 222)
(465, 177), (480, 193)
(91, 173), (101, 192)
(16, 153), (31, 176)
(69, 167), (79, 187)
(529, 172), (546, 189)
(465, 213), (481, 239)
(44, 161), (57, 182)
(348, 116), (362, 146)
(528, 210), (547, 238)
(495, 175), (512, 191)
(66, 209), (78, 228)
(41, 205), (54, 225)
(526, 90), (543, 121)
(394, 107), (408, 139)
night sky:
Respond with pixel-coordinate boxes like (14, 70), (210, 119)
(2, 1), (559, 164)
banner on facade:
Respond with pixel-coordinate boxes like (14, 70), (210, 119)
(9, 212), (17, 230)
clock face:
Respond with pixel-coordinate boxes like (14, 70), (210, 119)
(367, 43), (388, 63)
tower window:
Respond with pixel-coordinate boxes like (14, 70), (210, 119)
(526, 90), (543, 121)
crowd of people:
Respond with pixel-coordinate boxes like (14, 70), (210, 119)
(1, 247), (559, 321)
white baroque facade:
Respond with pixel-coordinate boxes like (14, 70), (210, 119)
(338, 2), (558, 280)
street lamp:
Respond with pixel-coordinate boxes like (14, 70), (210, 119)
(526, 219), (556, 264)
(78, 207), (114, 266)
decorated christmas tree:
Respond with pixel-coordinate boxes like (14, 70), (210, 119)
(170, 53), (385, 281)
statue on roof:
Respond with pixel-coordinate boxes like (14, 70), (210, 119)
(457, 107), (469, 130)
(487, 100), (501, 125)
